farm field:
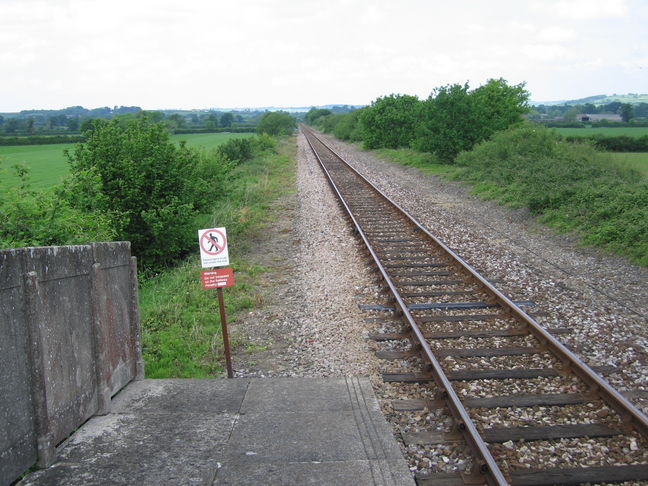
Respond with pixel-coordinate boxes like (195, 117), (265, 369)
(0, 143), (74, 190)
(554, 126), (648, 137)
(0, 132), (254, 190)
(608, 152), (648, 177)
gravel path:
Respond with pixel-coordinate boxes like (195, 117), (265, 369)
(230, 131), (648, 480)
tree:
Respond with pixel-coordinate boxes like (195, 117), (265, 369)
(167, 113), (186, 129)
(620, 103), (634, 122)
(67, 117), (80, 131)
(471, 78), (529, 135)
(204, 112), (219, 129)
(413, 83), (481, 161)
(220, 112), (234, 128)
(304, 108), (332, 125)
(64, 118), (221, 269)
(4, 118), (19, 133)
(412, 79), (529, 162)
(359, 94), (421, 149)
(256, 111), (296, 136)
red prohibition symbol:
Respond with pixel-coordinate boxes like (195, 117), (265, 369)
(200, 229), (227, 256)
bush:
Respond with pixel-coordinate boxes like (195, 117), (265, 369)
(0, 163), (115, 248)
(216, 137), (253, 164)
(359, 94), (421, 149)
(256, 111), (296, 136)
(413, 79), (529, 162)
(64, 118), (233, 270)
(0, 134), (84, 145)
(333, 108), (365, 142)
(304, 108), (332, 125)
(566, 135), (648, 152)
(455, 124), (648, 264)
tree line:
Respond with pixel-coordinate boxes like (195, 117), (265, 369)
(307, 78), (530, 162)
(0, 106), (265, 136)
(529, 101), (648, 123)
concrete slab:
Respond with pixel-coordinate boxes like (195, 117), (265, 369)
(110, 378), (249, 414)
(19, 377), (415, 486)
(240, 376), (354, 413)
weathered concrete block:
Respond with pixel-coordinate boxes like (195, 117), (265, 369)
(1, 242), (143, 485)
(0, 249), (37, 486)
(23, 246), (99, 449)
(92, 242), (137, 397)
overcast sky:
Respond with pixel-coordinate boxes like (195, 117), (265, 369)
(1, 0), (647, 111)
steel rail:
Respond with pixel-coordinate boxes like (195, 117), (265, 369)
(302, 126), (648, 483)
(302, 127), (508, 485)
(302, 126), (648, 437)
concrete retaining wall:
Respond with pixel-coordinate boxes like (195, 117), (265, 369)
(0, 242), (144, 486)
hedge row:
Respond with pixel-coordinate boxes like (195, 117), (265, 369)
(0, 135), (84, 145)
(172, 127), (256, 135)
(566, 135), (648, 152)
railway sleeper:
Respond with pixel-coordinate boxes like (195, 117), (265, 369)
(403, 423), (618, 446)
(383, 365), (616, 383)
(388, 391), (595, 410)
(376, 347), (542, 360)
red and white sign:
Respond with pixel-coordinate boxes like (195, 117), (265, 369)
(198, 227), (229, 268)
(201, 268), (235, 289)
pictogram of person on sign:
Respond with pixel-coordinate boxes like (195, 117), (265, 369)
(208, 233), (220, 252)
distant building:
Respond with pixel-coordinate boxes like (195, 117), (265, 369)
(578, 113), (623, 122)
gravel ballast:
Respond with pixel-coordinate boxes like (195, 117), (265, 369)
(230, 131), (648, 480)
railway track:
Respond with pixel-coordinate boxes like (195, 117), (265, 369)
(302, 126), (648, 486)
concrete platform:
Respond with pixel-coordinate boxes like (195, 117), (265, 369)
(20, 377), (415, 486)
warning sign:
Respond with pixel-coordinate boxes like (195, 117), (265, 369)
(201, 268), (235, 289)
(198, 227), (230, 268)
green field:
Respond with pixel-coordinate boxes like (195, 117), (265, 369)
(554, 127), (648, 137)
(0, 132), (254, 190)
(608, 152), (648, 177)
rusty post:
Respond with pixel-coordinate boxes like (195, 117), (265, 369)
(217, 287), (234, 378)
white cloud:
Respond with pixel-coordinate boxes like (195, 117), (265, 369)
(538, 26), (576, 42)
(0, 0), (645, 110)
(553, 0), (628, 19)
(521, 44), (567, 61)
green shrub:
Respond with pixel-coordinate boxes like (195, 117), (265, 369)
(455, 124), (648, 264)
(359, 94), (421, 149)
(0, 163), (115, 248)
(566, 135), (648, 152)
(333, 108), (365, 141)
(64, 118), (233, 270)
(256, 111), (296, 136)
(216, 137), (253, 164)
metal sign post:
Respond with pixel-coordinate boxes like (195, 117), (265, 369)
(217, 287), (234, 378)
(198, 228), (234, 378)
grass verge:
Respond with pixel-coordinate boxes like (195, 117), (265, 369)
(455, 125), (648, 265)
(371, 147), (455, 176)
(138, 137), (295, 378)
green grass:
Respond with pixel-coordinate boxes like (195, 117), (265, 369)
(0, 132), (254, 191)
(554, 127), (648, 137)
(454, 125), (648, 266)
(0, 143), (74, 190)
(138, 137), (295, 378)
(372, 147), (455, 176)
(171, 132), (254, 151)
(608, 152), (648, 177)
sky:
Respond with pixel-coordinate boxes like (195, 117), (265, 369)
(1, 0), (647, 112)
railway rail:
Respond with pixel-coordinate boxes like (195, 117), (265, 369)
(302, 126), (648, 486)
